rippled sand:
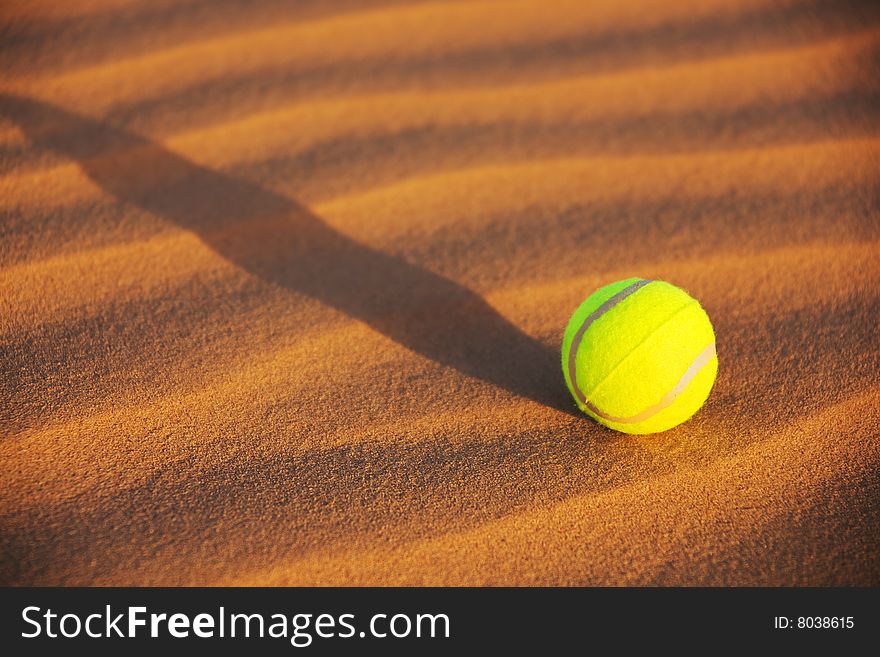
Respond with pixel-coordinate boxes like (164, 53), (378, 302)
(1, 0), (878, 585)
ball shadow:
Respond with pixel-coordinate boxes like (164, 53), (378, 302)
(1, 94), (574, 414)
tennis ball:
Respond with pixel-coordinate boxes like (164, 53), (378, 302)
(562, 278), (717, 434)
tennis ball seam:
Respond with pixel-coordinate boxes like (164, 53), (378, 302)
(584, 343), (717, 424)
(565, 278), (651, 406)
(584, 296), (699, 403)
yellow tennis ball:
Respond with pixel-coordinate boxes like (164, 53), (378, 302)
(562, 278), (717, 434)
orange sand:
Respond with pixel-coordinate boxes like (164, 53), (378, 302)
(1, 0), (878, 586)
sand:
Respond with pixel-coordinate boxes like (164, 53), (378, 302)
(1, 0), (878, 586)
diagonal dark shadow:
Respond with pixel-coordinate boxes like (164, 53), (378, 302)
(1, 94), (571, 413)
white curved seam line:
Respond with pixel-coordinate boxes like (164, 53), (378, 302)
(567, 279), (652, 405)
(585, 297), (698, 403)
(586, 341), (717, 424)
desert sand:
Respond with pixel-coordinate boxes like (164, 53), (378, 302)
(1, 0), (878, 586)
